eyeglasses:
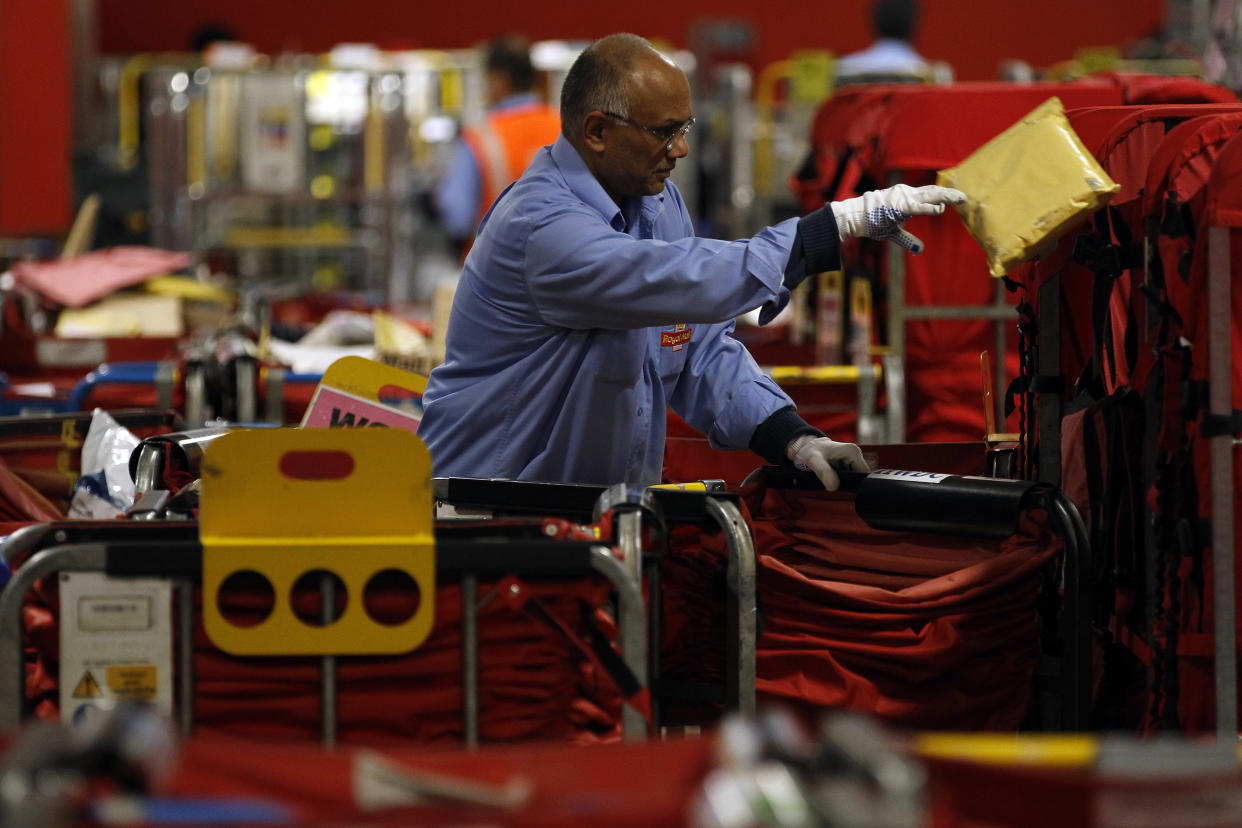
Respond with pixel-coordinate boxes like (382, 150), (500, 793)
(600, 111), (695, 151)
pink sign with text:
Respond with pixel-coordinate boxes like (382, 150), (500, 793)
(301, 386), (422, 433)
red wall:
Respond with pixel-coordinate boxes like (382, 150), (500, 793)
(0, 0), (1173, 238)
(0, 0), (72, 235)
(97, 0), (1166, 83)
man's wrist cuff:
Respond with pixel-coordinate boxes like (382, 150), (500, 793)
(797, 206), (843, 274)
(749, 406), (823, 466)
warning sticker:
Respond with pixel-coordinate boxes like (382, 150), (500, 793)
(107, 665), (158, 701)
(71, 670), (103, 699)
(58, 572), (172, 723)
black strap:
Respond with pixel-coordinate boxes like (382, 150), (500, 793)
(1004, 373), (1065, 419)
(1004, 375), (1023, 419)
(824, 146), (858, 203)
(1029, 374), (1066, 394)
(794, 146), (818, 183)
(1177, 249), (1194, 283)
(1201, 410), (1242, 438)
(1094, 271), (1119, 389)
(1080, 402), (1106, 584)
(1073, 209), (1143, 395)
(1182, 379), (1210, 419)
(1107, 209), (1141, 380)
(1160, 191), (1194, 240)
(1072, 230), (1143, 279)
(580, 605), (646, 699)
(520, 596), (646, 701)
(1139, 282), (1183, 327)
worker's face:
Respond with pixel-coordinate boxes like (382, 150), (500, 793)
(588, 59), (692, 202)
(484, 69), (510, 106)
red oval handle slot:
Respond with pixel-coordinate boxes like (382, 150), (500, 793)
(377, 384), (421, 406)
(279, 450), (355, 480)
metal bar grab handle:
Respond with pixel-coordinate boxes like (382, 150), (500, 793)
(705, 496), (758, 716)
(1050, 492), (1092, 731)
(588, 546), (649, 741)
(0, 544), (110, 730)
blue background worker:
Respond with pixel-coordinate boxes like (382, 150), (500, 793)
(834, 0), (931, 83)
(419, 33), (963, 490)
(434, 34), (562, 250)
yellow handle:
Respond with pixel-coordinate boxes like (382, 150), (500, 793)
(118, 54), (153, 170)
(767, 364), (882, 384)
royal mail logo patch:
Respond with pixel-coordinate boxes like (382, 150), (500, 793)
(660, 324), (692, 351)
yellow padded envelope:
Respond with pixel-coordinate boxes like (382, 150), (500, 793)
(937, 96), (1119, 277)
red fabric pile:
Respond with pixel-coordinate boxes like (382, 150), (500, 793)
(662, 479), (1060, 730)
(21, 573), (625, 745)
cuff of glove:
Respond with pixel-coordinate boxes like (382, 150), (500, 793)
(796, 206), (843, 275)
(749, 406), (822, 466)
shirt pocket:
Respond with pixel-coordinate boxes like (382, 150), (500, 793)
(591, 328), (646, 386)
(656, 324), (692, 383)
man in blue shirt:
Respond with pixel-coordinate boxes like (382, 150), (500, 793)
(419, 33), (963, 489)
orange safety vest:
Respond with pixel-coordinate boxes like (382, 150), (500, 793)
(462, 102), (562, 226)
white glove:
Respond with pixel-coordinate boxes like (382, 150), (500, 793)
(786, 435), (871, 491)
(830, 184), (966, 254)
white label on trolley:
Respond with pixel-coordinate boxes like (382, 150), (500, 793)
(36, 339), (107, 367)
(58, 573), (173, 726)
(868, 469), (951, 483)
(240, 74), (306, 193)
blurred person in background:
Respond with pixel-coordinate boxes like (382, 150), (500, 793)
(434, 34), (562, 254)
(834, 0), (931, 84)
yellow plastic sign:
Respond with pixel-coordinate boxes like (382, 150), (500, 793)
(301, 355), (427, 432)
(200, 427), (435, 655)
(937, 96), (1120, 277)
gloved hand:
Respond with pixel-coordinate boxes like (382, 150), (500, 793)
(786, 435), (872, 491)
(830, 184), (966, 254)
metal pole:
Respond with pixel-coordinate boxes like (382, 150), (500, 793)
(461, 575), (479, 749)
(615, 510), (644, 588)
(178, 579), (195, 738)
(706, 497), (757, 716)
(588, 547), (647, 740)
(1207, 226), (1237, 739)
(320, 573), (337, 747)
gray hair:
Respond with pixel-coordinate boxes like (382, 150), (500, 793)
(559, 33), (654, 141)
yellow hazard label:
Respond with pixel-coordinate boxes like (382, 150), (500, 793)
(71, 670), (103, 699)
(106, 665), (158, 701)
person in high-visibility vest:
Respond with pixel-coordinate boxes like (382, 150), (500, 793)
(434, 34), (561, 252)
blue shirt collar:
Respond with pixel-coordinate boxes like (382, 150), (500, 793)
(549, 135), (667, 233)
